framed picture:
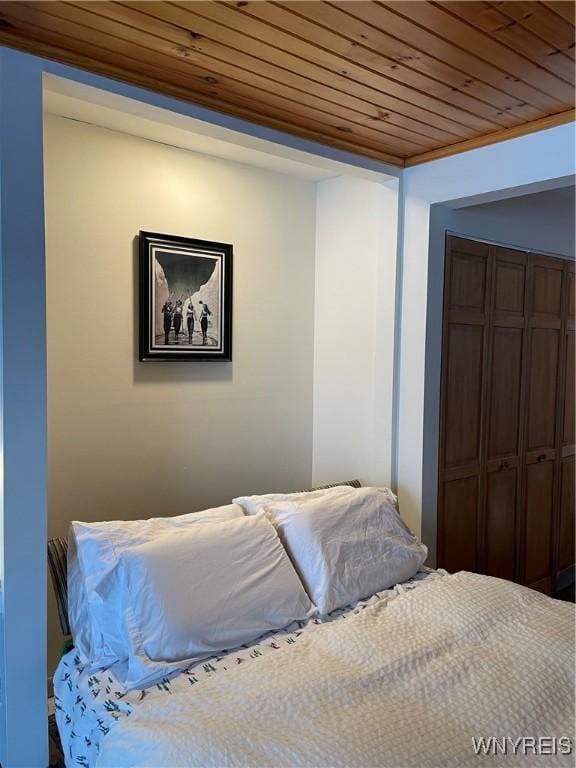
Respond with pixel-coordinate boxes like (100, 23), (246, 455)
(139, 231), (233, 361)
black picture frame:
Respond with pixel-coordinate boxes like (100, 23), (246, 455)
(139, 231), (233, 361)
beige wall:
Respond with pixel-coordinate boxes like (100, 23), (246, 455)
(45, 115), (317, 670)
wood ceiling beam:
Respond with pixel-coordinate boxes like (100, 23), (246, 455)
(405, 108), (575, 166)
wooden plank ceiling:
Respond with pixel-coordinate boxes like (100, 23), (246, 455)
(0, 1), (574, 167)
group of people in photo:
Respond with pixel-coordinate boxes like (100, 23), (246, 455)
(161, 297), (211, 345)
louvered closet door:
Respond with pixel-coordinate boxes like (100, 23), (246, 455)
(483, 248), (527, 581)
(522, 255), (565, 594)
(556, 261), (575, 583)
(438, 237), (490, 573)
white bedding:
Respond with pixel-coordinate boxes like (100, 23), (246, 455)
(55, 568), (439, 768)
(95, 572), (574, 768)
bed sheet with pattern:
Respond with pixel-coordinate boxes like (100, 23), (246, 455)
(54, 568), (441, 768)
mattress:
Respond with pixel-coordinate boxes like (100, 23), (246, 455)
(55, 568), (441, 768)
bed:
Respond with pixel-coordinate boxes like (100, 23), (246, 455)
(52, 484), (575, 768)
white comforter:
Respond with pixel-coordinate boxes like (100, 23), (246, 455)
(97, 572), (575, 768)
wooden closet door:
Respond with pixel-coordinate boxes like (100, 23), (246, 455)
(522, 255), (565, 594)
(483, 248), (527, 581)
(556, 261), (575, 582)
(438, 237), (573, 593)
(438, 236), (490, 573)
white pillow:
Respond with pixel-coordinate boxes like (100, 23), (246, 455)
(67, 532), (92, 661)
(68, 504), (244, 662)
(112, 513), (314, 690)
(263, 487), (427, 615)
(233, 485), (355, 516)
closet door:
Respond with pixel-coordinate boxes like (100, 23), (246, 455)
(438, 237), (490, 573)
(438, 238), (573, 593)
(522, 255), (564, 594)
(556, 261), (575, 582)
(483, 248), (527, 581)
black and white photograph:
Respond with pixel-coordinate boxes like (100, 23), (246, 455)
(139, 231), (232, 361)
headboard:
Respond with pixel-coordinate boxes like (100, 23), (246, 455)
(47, 479), (362, 638)
(48, 536), (71, 636)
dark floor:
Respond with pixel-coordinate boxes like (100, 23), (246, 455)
(555, 584), (575, 603)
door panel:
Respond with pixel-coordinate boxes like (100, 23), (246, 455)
(563, 329), (574, 448)
(526, 328), (559, 453)
(532, 263), (563, 318)
(524, 461), (555, 587)
(449, 255), (486, 310)
(444, 324), (484, 468)
(448, 240), (488, 311)
(558, 458), (575, 573)
(485, 468), (517, 580)
(487, 327), (523, 460)
(493, 253), (526, 318)
(440, 476), (478, 573)
(555, 263), (575, 583)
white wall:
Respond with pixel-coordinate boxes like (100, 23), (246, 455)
(313, 176), (398, 489)
(435, 185), (575, 259)
(44, 115), (317, 669)
(396, 122), (576, 543)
